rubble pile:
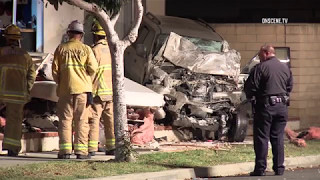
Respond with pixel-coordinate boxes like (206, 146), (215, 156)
(285, 127), (307, 147)
(285, 127), (320, 147)
(22, 98), (58, 133)
(24, 113), (59, 132)
(99, 107), (157, 149)
(128, 107), (155, 145)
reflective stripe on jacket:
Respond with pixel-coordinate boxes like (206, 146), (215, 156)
(0, 45), (36, 104)
(52, 38), (98, 97)
(92, 39), (113, 101)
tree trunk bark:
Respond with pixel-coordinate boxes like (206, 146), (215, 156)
(111, 43), (128, 161)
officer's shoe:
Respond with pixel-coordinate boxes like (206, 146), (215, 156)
(274, 171), (284, 176)
(249, 171), (266, 176)
(89, 151), (95, 156)
(7, 150), (18, 157)
(105, 149), (115, 155)
(57, 154), (71, 159)
(76, 154), (91, 159)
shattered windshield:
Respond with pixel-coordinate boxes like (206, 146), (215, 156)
(153, 34), (222, 56)
(187, 37), (222, 52)
(153, 32), (241, 77)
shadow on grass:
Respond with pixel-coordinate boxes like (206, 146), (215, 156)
(88, 159), (195, 168)
(95, 160), (213, 177)
(133, 161), (218, 178)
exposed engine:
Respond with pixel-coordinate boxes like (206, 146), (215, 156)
(147, 62), (240, 140)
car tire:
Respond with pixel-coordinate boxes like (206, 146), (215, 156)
(228, 106), (248, 142)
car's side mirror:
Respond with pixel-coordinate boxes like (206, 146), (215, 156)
(136, 44), (147, 58)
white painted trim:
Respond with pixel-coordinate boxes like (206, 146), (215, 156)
(12, 0), (18, 24)
(36, 0), (43, 52)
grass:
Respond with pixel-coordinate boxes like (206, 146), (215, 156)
(138, 144), (255, 167)
(0, 140), (320, 180)
(0, 161), (168, 180)
(284, 140), (320, 157)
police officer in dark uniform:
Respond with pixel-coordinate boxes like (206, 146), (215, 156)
(244, 45), (293, 176)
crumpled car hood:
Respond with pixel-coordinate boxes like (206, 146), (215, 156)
(145, 32), (243, 140)
(155, 32), (241, 78)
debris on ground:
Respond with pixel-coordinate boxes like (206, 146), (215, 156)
(304, 127), (320, 140)
(285, 127), (320, 147)
(98, 107), (157, 150)
(129, 108), (155, 145)
(285, 127), (307, 147)
(157, 141), (233, 152)
(130, 140), (238, 153)
(24, 113), (59, 132)
(132, 141), (161, 152)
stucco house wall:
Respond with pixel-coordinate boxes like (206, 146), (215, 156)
(43, 0), (133, 53)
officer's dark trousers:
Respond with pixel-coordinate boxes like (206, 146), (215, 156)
(253, 102), (287, 174)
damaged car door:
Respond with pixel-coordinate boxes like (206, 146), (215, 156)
(124, 24), (156, 84)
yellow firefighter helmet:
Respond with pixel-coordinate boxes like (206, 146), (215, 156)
(92, 21), (106, 36)
(3, 24), (22, 40)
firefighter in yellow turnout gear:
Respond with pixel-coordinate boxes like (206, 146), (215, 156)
(0, 24), (36, 156)
(88, 22), (115, 156)
(52, 20), (98, 159)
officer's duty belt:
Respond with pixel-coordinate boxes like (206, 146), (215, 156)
(257, 95), (288, 106)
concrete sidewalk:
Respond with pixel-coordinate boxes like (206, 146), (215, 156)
(0, 151), (114, 168)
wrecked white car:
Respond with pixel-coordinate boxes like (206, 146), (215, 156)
(124, 13), (247, 142)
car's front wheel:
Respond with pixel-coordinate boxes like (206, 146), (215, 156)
(228, 106), (248, 142)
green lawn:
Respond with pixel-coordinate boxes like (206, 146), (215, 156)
(1, 140), (319, 180)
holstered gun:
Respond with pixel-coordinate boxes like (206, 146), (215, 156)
(284, 95), (290, 106)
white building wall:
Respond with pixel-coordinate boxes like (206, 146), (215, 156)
(43, 0), (134, 53)
(43, 1), (85, 53)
